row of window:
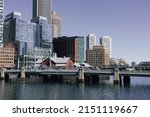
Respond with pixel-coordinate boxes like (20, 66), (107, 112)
(0, 51), (14, 54)
(0, 61), (14, 63)
(0, 58), (14, 60)
(0, 49), (14, 51)
(0, 55), (14, 57)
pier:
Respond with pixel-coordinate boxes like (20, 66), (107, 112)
(1, 68), (150, 85)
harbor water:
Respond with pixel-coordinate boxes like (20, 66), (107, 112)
(0, 77), (150, 100)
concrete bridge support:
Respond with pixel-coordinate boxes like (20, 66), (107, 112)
(114, 68), (120, 84)
(78, 67), (84, 83)
(0, 68), (6, 80)
(21, 67), (25, 79)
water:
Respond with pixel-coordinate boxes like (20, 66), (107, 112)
(0, 77), (150, 100)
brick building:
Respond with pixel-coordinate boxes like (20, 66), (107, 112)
(0, 45), (15, 68)
(86, 45), (110, 68)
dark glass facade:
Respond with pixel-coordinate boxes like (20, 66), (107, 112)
(53, 36), (85, 63)
(32, 16), (52, 48)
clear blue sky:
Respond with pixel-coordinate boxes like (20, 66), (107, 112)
(4, 0), (150, 64)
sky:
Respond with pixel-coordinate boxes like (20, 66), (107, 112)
(4, 0), (150, 64)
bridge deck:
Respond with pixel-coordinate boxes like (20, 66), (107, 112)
(4, 69), (150, 77)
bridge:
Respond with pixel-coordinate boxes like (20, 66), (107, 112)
(1, 68), (150, 85)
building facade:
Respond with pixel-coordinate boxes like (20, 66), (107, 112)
(100, 36), (112, 57)
(32, 0), (52, 48)
(3, 12), (36, 68)
(32, 16), (52, 47)
(4, 12), (36, 52)
(0, 0), (4, 47)
(86, 34), (96, 50)
(42, 57), (74, 69)
(86, 45), (110, 68)
(0, 45), (15, 68)
(33, 0), (52, 24)
(53, 36), (85, 63)
(52, 11), (61, 38)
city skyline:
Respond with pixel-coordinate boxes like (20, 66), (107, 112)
(4, 0), (150, 64)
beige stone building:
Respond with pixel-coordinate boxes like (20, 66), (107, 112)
(86, 45), (110, 68)
(52, 11), (61, 38)
(0, 45), (15, 68)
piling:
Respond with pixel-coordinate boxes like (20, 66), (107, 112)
(114, 68), (120, 84)
(0, 68), (5, 80)
(78, 67), (84, 83)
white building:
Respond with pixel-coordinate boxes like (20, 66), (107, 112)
(86, 34), (96, 50)
(100, 36), (112, 57)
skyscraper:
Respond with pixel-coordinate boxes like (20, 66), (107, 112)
(4, 12), (36, 68)
(0, 0), (4, 47)
(52, 11), (61, 38)
(100, 36), (112, 57)
(33, 0), (52, 24)
(32, 0), (52, 47)
(86, 34), (96, 50)
(53, 36), (85, 63)
(31, 16), (51, 47)
(4, 12), (36, 52)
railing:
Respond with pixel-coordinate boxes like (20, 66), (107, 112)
(5, 69), (150, 77)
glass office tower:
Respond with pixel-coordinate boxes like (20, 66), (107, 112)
(32, 16), (51, 48)
(4, 12), (36, 68)
(100, 36), (112, 58)
(4, 12), (36, 53)
(32, 0), (52, 44)
(0, 0), (4, 47)
(33, 0), (52, 24)
(86, 34), (96, 50)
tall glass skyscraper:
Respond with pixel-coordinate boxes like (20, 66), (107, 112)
(100, 36), (112, 57)
(33, 0), (52, 24)
(4, 12), (36, 68)
(32, 16), (51, 48)
(86, 34), (96, 50)
(32, 0), (52, 47)
(0, 0), (4, 47)
(4, 12), (36, 53)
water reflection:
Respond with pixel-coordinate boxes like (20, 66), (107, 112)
(78, 83), (84, 97)
(0, 77), (150, 100)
